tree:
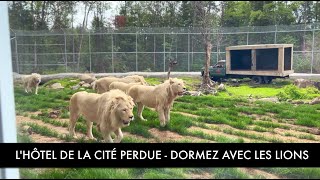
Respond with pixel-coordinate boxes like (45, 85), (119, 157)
(8, 1), (34, 30)
(193, 1), (218, 89)
(167, 58), (178, 79)
(77, 1), (95, 71)
(221, 1), (251, 27)
(178, 1), (194, 27)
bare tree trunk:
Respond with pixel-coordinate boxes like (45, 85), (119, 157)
(202, 39), (212, 85)
(77, 3), (92, 72)
(167, 66), (171, 79)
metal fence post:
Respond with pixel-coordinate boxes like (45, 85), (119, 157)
(246, 26), (249, 45)
(88, 30), (92, 73)
(154, 35), (156, 70)
(64, 31), (68, 72)
(216, 31), (219, 63)
(14, 33), (19, 74)
(163, 33), (166, 72)
(136, 32), (138, 72)
(274, 25), (277, 44)
(311, 29), (315, 74)
(188, 33), (190, 72)
(111, 33), (114, 73)
(34, 39), (37, 71)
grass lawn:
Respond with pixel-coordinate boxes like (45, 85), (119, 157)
(14, 76), (320, 179)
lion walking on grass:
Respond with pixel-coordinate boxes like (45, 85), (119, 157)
(69, 89), (135, 143)
(127, 78), (186, 127)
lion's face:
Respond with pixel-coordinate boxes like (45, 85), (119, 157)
(32, 73), (41, 84)
(113, 97), (135, 127)
(169, 78), (186, 96)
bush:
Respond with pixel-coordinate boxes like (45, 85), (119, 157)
(277, 84), (306, 101)
(277, 84), (320, 101)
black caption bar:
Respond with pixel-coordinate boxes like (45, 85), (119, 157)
(1, 143), (319, 168)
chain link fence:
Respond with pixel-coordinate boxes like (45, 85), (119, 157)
(10, 23), (320, 74)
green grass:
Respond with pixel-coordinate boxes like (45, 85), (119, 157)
(14, 76), (320, 179)
(42, 78), (81, 89)
(253, 121), (290, 129)
(260, 168), (320, 179)
(145, 77), (164, 85)
(212, 168), (254, 179)
(145, 77), (201, 91)
(21, 122), (60, 138)
(219, 84), (284, 98)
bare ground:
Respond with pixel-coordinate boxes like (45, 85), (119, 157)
(241, 168), (282, 179)
(148, 128), (214, 143)
(16, 115), (157, 143)
(188, 126), (255, 143)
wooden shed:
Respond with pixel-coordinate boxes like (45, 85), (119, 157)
(225, 44), (294, 77)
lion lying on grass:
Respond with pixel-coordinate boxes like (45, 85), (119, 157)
(69, 89), (135, 143)
(109, 82), (144, 93)
(93, 75), (148, 94)
(22, 73), (41, 95)
(127, 78), (186, 127)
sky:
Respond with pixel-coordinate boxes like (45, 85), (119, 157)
(73, 1), (122, 28)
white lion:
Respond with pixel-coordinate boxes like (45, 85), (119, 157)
(22, 73), (41, 95)
(69, 89), (135, 143)
(127, 78), (186, 127)
(93, 75), (148, 94)
(109, 82), (144, 93)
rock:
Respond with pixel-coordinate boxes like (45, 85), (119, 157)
(79, 81), (85, 85)
(231, 79), (239, 83)
(259, 97), (279, 103)
(184, 91), (202, 96)
(21, 125), (32, 135)
(72, 84), (80, 90)
(79, 88), (85, 91)
(82, 83), (91, 88)
(183, 91), (191, 95)
(292, 100), (305, 104)
(217, 84), (226, 91)
(314, 81), (320, 90)
(309, 97), (320, 105)
(79, 74), (96, 84)
(51, 83), (64, 89)
(308, 128), (320, 135)
(48, 110), (60, 119)
(70, 80), (78, 82)
(294, 78), (314, 88)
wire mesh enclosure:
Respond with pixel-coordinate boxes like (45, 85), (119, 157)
(10, 23), (320, 74)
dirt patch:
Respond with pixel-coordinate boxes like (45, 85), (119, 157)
(28, 111), (42, 116)
(241, 168), (282, 179)
(206, 122), (318, 143)
(188, 126), (255, 143)
(16, 115), (86, 138)
(187, 172), (212, 179)
(241, 113), (320, 136)
(254, 119), (320, 137)
(28, 133), (66, 143)
(123, 132), (157, 143)
(18, 115), (158, 143)
(148, 128), (214, 143)
(173, 111), (199, 118)
(273, 128), (320, 141)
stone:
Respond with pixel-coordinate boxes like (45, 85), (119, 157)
(51, 83), (64, 89)
(72, 84), (80, 90)
(82, 83), (91, 88)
